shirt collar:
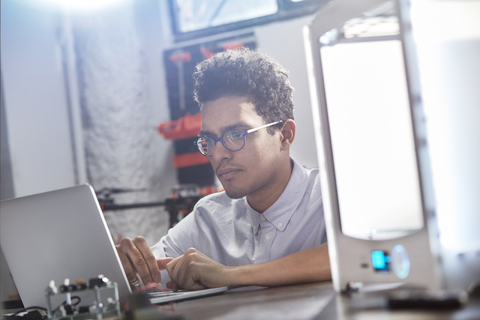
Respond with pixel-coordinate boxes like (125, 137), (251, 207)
(249, 158), (309, 231)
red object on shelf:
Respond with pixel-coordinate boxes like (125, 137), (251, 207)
(200, 46), (215, 59)
(198, 185), (223, 196)
(173, 152), (210, 168)
(222, 42), (245, 51)
(157, 113), (202, 140)
(169, 51), (192, 63)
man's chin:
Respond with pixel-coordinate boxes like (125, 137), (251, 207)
(223, 187), (247, 199)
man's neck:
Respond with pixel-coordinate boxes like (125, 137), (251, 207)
(246, 159), (294, 213)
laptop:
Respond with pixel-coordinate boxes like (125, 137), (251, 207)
(304, 0), (480, 295)
(0, 184), (227, 310)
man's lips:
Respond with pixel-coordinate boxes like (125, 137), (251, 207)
(216, 167), (242, 180)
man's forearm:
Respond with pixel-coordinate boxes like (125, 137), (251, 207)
(165, 244), (331, 290)
(228, 243), (331, 287)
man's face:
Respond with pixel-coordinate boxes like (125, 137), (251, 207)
(200, 95), (284, 200)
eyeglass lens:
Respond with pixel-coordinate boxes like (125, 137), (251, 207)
(197, 130), (245, 156)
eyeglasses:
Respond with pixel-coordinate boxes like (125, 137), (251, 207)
(194, 120), (283, 157)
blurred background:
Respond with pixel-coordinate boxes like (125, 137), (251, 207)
(1, 0), (325, 242)
(1, 0), (327, 301)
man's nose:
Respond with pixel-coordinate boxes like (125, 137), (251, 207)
(211, 140), (232, 161)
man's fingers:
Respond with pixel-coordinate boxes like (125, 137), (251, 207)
(118, 237), (160, 285)
(172, 281), (180, 292)
(132, 237), (161, 283)
(170, 270), (207, 291)
(165, 255), (181, 280)
(165, 249), (208, 291)
(157, 258), (174, 270)
(166, 255), (181, 268)
(168, 255), (187, 288)
(170, 280), (207, 292)
(116, 245), (140, 286)
(118, 238), (148, 285)
(165, 255), (190, 291)
(188, 282), (208, 291)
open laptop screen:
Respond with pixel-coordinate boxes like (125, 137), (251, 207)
(0, 184), (132, 309)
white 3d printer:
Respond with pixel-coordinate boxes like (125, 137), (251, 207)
(304, 0), (480, 297)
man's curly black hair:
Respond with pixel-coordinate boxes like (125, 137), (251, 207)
(193, 48), (294, 134)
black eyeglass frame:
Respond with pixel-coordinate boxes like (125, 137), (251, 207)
(194, 120), (283, 157)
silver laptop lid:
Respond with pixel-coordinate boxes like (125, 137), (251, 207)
(0, 184), (132, 308)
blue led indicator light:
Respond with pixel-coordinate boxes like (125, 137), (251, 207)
(371, 251), (386, 269)
(371, 250), (391, 272)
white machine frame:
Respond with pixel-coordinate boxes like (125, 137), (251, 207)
(304, 0), (447, 293)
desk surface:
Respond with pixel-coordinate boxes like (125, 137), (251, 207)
(160, 282), (480, 320)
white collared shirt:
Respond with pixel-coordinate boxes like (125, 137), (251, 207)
(151, 158), (326, 286)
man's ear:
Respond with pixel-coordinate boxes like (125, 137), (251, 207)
(280, 119), (296, 151)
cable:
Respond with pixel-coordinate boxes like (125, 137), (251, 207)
(4, 307), (48, 320)
(51, 296), (81, 314)
(12, 307), (47, 317)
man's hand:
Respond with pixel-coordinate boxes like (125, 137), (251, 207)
(166, 244), (331, 291)
(166, 248), (233, 291)
(116, 236), (173, 289)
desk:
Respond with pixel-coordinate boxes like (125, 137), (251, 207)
(159, 282), (480, 320)
(3, 283), (479, 320)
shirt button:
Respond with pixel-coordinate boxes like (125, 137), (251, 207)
(265, 235), (271, 240)
(277, 222), (283, 228)
(260, 215), (266, 221)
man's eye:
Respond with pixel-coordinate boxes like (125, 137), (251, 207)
(199, 137), (214, 145)
(226, 130), (243, 140)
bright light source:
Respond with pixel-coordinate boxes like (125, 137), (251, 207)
(45, 0), (127, 10)
(412, 0), (480, 250)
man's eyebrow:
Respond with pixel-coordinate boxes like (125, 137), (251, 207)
(199, 122), (251, 137)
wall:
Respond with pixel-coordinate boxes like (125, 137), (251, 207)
(1, 0), (77, 198)
(255, 16), (319, 169)
(69, 1), (174, 246)
(0, 0), (177, 302)
(1, 0), (72, 304)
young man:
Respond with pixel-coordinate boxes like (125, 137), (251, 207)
(117, 49), (330, 291)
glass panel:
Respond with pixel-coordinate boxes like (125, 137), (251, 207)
(320, 40), (424, 240)
(175, 0), (278, 33)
